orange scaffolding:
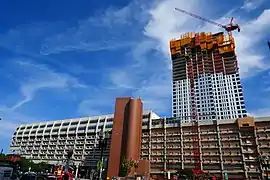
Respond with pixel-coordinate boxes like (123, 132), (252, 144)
(170, 32), (235, 55)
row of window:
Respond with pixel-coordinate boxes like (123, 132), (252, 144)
(17, 124), (114, 135)
(18, 115), (150, 131)
(19, 118), (114, 130)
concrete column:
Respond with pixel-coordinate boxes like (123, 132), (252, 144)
(75, 165), (79, 178)
(180, 124), (184, 169)
(238, 131), (248, 179)
(216, 122), (224, 178)
(197, 122), (203, 170)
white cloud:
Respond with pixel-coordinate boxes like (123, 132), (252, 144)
(143, 0), (270, 78)
(77, 87), (124, 116)
(10, 60), (86, 110)
(0, 107), (39, 137)
(249, 108), (270, 117)
(133, 72), (172, 113)
(0, 60), (89, 141)
(40, 0), (148, 55)
(241, 0), (266, 11)
(144, 0), (202, 63)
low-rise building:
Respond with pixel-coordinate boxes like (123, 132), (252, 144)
(10, 114), (270, 179)
(10, 110), (159, 168)
(141, 116), (270, 179)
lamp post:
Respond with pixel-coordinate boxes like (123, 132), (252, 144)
(97, 131), (110, 180)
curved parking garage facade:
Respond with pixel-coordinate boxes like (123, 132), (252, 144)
(10, 108), (158, 168)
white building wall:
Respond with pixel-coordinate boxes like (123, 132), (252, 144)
(10, 110), (159, 166)
(172, 72), (247, 123)
(172, 79), (191, 123)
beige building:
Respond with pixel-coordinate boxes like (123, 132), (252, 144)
(141, 116), (270, 180)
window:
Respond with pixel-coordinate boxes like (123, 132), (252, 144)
(88, 126), (96, 130)
(107, 118), (113, 122)
(242, 124), (249, 127)
(69, 127), (76, 131)
(105, 124), (113, 129)
(70, 121), (78, 125)
(63, 122), (69, 126)
(90, 120), (98, 124)
(78, 126), (86, 131)
(80, 121), (88, 124)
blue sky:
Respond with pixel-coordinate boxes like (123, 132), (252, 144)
(0, 0), (270, 152)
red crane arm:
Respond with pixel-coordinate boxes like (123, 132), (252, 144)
(175, 8), (225, 29)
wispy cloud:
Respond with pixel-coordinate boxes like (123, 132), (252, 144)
(249, 108), (270, 117)
(0, 107), (40, 137)
(9, 60), (86, 110)
(40, 0), (150, 55)
(241, 0), (267, 12)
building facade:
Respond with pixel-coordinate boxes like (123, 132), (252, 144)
(141, 116), (270, 180)
(10, 112), (270, 179)
(10, 110), (160, 168)
(170, 32), (247, 122)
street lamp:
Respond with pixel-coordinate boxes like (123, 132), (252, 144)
(97, 131), (110, 180)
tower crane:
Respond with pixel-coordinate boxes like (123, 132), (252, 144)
(175, 8), (240, 33)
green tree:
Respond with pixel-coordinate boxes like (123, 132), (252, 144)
(19, 157), (32, 172)
(120, 155), (137, 177)
(0, 154), (7, 162)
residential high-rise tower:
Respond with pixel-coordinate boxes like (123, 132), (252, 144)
(170, 32), (247, 122)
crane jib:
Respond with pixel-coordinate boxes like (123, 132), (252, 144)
(175, 7), (240, 33)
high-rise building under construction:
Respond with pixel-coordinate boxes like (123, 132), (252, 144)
(170, 32), (247, 123)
